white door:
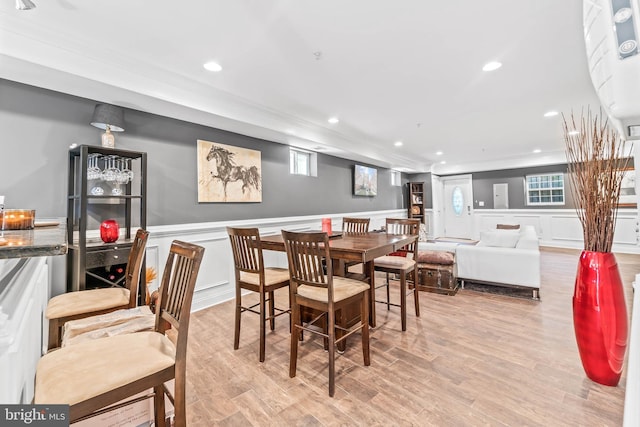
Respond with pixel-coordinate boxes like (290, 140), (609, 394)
(442, 175), (473, 238)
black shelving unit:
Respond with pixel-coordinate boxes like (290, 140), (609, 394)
(66, 145), (147, 292)
(408, 181), (425, 224)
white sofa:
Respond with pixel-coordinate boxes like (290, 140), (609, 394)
(455, 225), (540, 297)
(418, 225), (541, 298)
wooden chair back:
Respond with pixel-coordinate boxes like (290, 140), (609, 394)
(342, 217), (370, 233)
(227, 226), (264, 277)
(385, 218), (420, 256)
(155, 240), (204, 345)
(125, 228), (150, 308)
(281, 230), (333, 300)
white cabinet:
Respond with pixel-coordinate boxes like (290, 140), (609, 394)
(0, 257), (50, 403)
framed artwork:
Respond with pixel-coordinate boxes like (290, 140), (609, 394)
(353, 164), (377, 196)
(618, 167), (636, 207)
(197, 140), (262, 202)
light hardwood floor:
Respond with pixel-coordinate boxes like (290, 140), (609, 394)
(184, 248), (639, 426)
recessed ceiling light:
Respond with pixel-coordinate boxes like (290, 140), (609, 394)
(482, 61), (502, 72)
(328, 117), (339, 124)
(436, 151), (443, 156)
(544, 111), (559, 117)
(568, 130), (579, 136)
(533, 148), (542, 153)
(440, 160), (447, 164)
(203, 61), (222, 72)
(394, 141), (403, 147)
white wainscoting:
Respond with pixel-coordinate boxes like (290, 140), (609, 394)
(146, 209), (405, 312)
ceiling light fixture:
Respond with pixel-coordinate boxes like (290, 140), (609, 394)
(436, 151), (443, 156)
(15, 0), (36, 10)
(328, 117), (339, 124)
(482, 61), (502, 71)
(394, 141), (403, 147)
(203, 61), (222, 72)
(533, 148), (542, 153)
(440, 161), (447, 164)
(544, 111), (559, 117)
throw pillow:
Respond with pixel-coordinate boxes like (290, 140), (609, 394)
(479, 230), (520, 248)
(496, 223), (520, 230)
(416, 250), (454, 265)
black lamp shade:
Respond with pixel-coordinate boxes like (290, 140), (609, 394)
(90, 104), (125, 132)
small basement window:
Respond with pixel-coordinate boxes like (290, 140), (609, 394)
(289, 148), (317, 177)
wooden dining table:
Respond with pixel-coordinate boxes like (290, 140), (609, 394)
(260, 231), (417, 328)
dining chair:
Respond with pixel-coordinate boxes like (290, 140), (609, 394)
(342, 217), (370, 233)
(227, 226), (291, 362)
(35, 240), (204, 427)
(341, 217), (371, 276)
(282, 230), (370, 397)
(45, 228), (149, 350)
(374, 218), (420, 331)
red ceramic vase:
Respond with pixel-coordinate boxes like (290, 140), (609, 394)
(100, 219), (120, 243)
(573, 250), (628, 386)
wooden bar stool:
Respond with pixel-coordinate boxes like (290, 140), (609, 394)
(373, 218), (420, 331)
(227, 227), (291, 362)
(35, 240), (205, 427)
(282, 230), (370, 397)
(45, 228), (149, 350)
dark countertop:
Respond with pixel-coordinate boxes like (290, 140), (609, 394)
(0, 218), (67, 259)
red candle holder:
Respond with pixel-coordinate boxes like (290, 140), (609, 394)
(321, 218), (332, 236)
(100, 219), (120, 243)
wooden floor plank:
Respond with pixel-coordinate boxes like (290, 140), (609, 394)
(185, 247), (639, 426)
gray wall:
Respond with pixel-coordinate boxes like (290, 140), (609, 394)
(468, 164), (576, 209)
(0, 79), (404, 225)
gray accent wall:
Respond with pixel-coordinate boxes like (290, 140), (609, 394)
(468, 165), (577, 210)
(0, 79), (405, 225)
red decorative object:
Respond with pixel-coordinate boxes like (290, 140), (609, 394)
(321, 218), (332, 236)
(100, 219), (120, 243)
(573, 250), (628, 386)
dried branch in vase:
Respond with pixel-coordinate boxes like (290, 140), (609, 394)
(562, 108), (632, 253)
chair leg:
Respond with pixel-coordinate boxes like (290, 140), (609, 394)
(328, 306), (336, 397)
(259, 291), (266, 363)
(385, 272), (391, 310)
(400, 272), (407, 331)
(233, 289), (241, 350)
(413, 269), (420, 317)
(153, 384), (167, 427)
(290, 302), (300, 378)
(48, 318), (60, 351)
(361, 292), (371, 366)
(173, 371), (186, 427)
(268, 290), (276, 331)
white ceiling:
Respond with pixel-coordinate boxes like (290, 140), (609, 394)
(0, 0), (600, 174)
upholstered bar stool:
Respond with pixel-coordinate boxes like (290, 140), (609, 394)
(373, 218), (420, 331)
(35, 240), (205, 427)
(227, 227), (291, 362)
(282, 230), (370, 397)
(45, 228), (149, 350)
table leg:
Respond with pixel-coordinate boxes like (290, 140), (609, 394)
(366, 261), (376, 327)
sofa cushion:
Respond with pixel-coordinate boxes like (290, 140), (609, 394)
(479, 230), (520, 248)
(496, 223), (520, 230)
(416, 250), (455, 265)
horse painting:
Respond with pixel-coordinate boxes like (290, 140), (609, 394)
(197, 140), (262, 202)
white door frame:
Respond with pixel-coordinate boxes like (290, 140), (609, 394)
(433, 174), (474, 238)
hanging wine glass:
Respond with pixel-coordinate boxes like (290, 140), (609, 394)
(121, 158), (134, 183)
(113, 157), (128, 195)
(89, 153), (105, 196)
(102, 155), (119, 183)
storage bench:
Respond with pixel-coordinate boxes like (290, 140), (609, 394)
(415, 250), (458, 295)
